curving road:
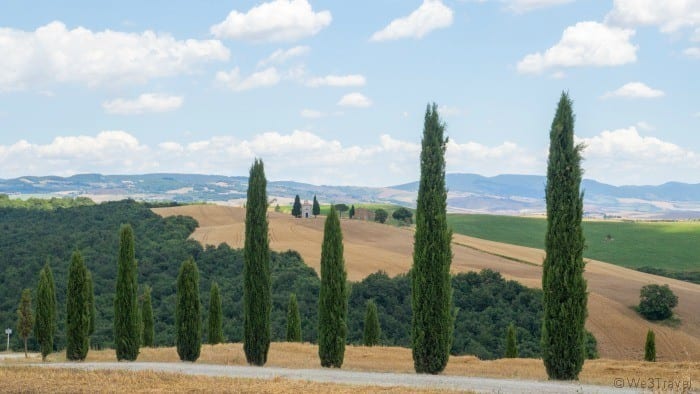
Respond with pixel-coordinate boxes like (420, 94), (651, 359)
(32, 362), (641, 394)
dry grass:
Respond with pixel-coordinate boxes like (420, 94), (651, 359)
(0, 366), (448, 393)
(28, 342), (700, 388)
(154, 205), (700, 361)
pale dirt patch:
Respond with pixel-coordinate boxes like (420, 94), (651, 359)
(153, 205), (700, 361)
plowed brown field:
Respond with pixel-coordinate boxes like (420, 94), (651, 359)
(154, 205), (700, 362)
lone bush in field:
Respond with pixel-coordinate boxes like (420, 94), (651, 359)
(644, 329), (656, 362)
(363, 300), (381, 347)
(392, 207), (413, 225)
(286, 293), (302, 342)
(638, 284), (678, 321)
(176, 257), (201, 362)
(504, 323), (518, 358)
(374, 209), (388, 224)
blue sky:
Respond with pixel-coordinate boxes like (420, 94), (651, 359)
(0, 0), (698, 186)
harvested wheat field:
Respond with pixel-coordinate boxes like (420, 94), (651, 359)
(31, 343), (700, 388)
(154, 205), (700, 361)
(0, 365), (445, 394)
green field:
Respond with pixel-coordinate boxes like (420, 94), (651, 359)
(447, 214), (700, 272)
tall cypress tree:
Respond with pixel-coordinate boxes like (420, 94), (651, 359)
(312, 195), (320, 217)
(16, 288), (34, 358)
(141, 285), (155, 347)
(176, 257), (201, 362)
(363, 299), (381, 347)
(208, 282), (223, 345)
(114, 224), (140, 361)
(505, 322), (518, 358)
(349, 205), (355, 219)
(318, 205), (347, 368)
(412, 103), (453, 374)
(66, 250), (89, 361)
(644, 329), (656, 362)
(86, 270), (95, 338)
(286, 293), (302, 342)
(244, 159), (271, 366)
(542, 92), (587, 380)
(35, 268), (54, 361)
(292, 194), (302, 218)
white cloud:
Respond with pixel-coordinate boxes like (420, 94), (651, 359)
(605, 0), (700, 33)
(337, 93), (372, 108)
(577, 126), (700, 184)
(216, 67), (281, 91)
(0, 21), (230, 91)
(210, 0), (332, 42)
(0, 130), (541, 186)
(504, 0), (574, 13)
(517, 21), (637, 74)
(258, 46), (310, 67)
(685, 47), (700, 58)
(102, 93), (184, 115)
(601, 82), (665, 99)
(306, 74), (366, 87)
(370, 0), (454, 42)
(300, 109), (323, 118)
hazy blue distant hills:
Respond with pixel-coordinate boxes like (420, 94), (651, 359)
(3, 172), (700, 218)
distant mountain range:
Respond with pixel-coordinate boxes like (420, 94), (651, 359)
(2, 173), (700, 219)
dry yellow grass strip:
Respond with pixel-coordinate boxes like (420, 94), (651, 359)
(0, 366), (449, 394)
(33, 342), (700, 387)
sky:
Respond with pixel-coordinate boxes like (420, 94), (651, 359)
(0, 0), (699, 187)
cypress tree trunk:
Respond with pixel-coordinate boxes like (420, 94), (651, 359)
(286, 293), (302, 342)
(542, 92), (588, 380)
(644, 330), (656, 362)
(412, 103), (453, 374)
(35, 268), (53, 361)
(141, 286), (155, 347)
(176, 257), (202, 362)
(208, 282), (224, 345)
(318, 205), (347, 368)
(66, 251), (89, 361)
(114, 224), (140, 361)
(243, 159), (271, 365)
(505, 323), (518, 358)
(363, 299), (381, 347)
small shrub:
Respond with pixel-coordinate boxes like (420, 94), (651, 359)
(638, 284), (678, 321)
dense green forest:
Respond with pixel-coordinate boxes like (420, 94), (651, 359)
(0, 200), (596, 359)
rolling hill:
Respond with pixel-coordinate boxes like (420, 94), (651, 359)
(154, 204), (700, 362)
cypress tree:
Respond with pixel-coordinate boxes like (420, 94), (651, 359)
(176, 257), (201, 362)
(363, 299), (381, 347)
(35, 268), (54, 361)
(318, 205), (347, 368)
(542, 92), (587, 380)
(412, 103), (453, 374)
(114, 224), (140, 361)
(286, 293), (302, 342)
(505, 322), (518, 358)
(44, 261), (57, 346)
(208, 282), (224, 345)
(312, 195), (320, 217)
(66, 250), (89, 361)
(292, 194), (302, 218)
(86, 271), (95, 337)
(644, 329), (656, 362)
(141, 285), (155, 347)
(349, 205), (355, 219)
(16, 288), (34, 358)
(243, 159), (271, 365)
